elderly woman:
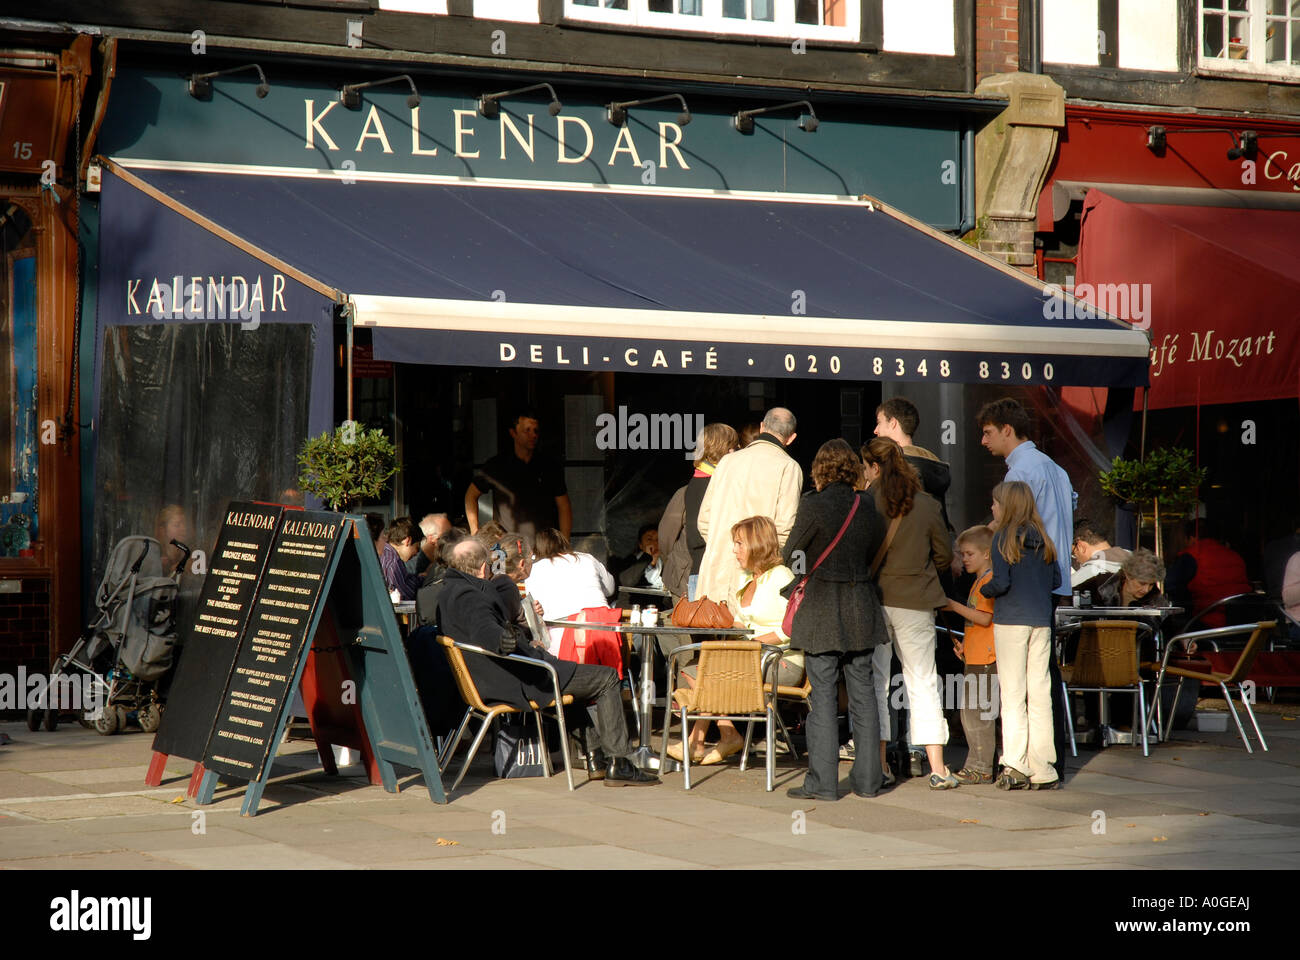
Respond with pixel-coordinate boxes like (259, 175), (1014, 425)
(782, 439), (890, 801)
(1097, 548), (1168, 609)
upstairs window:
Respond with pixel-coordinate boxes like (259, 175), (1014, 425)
(566, 0), (859, 41)
(1200, 0), (1300, 78)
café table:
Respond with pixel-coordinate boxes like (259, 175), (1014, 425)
(392, 600), (417, 636)
(1053, 605), (1183, 745)
(545, 616), (754, 771)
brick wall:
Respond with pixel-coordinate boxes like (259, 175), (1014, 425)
(977, 0), (1020, 82)
(0, 578), (53, 683)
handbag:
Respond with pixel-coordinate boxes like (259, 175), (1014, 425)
(781, 495), (860, 638)
(493, 719), (547, 779)
(670, 597), (735, 629)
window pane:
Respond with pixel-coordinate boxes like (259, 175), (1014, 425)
(1267, 0), (1286, 14)
(722, 0), (745, 18)
(1228, 0), (1249, 10)
(648, 0), (672, 10)
(605, 0), (628, 8)
(1294, 25), (1300, 60)
(679, 0), (701, 12)
(1228, 14), (1250, 57)
(1203, 0), (1225, 8)
(1266, 18), (1288, 58)
(795, 0), (820, 24)
(752, 0), (773, 20)
(1203, 12), (1226, 55)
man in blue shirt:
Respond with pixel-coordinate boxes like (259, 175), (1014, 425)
(977, 398), (1074, 598)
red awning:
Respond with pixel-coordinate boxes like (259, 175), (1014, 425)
(1076, 190), (1300, 410)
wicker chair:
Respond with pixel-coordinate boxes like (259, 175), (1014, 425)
(1060, 620), (1153, 757)
(437, 636), (576, 791)
(660, 640), (775, 791)
(1145, 621), (1275, 754)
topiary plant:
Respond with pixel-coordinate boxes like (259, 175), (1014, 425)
(297, 423), (397, 512)
(1099, 447), (1205, 558)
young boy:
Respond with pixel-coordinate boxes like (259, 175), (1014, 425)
(943, 525), (998, 784)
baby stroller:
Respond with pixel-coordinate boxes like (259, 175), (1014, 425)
(26, 535), (190, 735)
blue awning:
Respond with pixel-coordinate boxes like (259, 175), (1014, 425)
(109, 163), (1150, 386)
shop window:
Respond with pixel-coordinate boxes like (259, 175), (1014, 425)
(93, 323), (312, 600)
(1200, 0), (1300, 76)
(1, 204), (37, 555)
(565, 0), (859, 41)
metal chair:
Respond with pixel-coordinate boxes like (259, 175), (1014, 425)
(1144, 621), (1275, 754)
(740, 644), (809, 764)
(659, 640), (774, 791)
(436, 636), (576, 791)
(1060, 620), (1153, 757)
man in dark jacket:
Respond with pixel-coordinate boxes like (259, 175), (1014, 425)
(874, 396), (953, 533)
(437, 539), (659, 786)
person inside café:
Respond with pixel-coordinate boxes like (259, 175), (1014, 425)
(1071, 518), (1130, 590)
(437, 538), (659, 786)
(616, 524), (665, 591)
(464, 409), (572, 540)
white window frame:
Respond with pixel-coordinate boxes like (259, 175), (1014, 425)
(564, 0), (862, 44)
(1197, 0), (1300, 81)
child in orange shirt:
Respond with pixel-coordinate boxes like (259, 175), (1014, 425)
(944, 525), (998, 784)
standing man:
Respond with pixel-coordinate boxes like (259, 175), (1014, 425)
(696, 407), (802, 602)
(465, 410), (572, 540)
(978, 398), (1074, 781)
(874, 396), (953, 533)
(977, 399), (1073, 600)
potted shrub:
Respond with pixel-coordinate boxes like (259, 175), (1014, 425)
(297, 422), (398, 512)
(1098, 447), (1205, 560)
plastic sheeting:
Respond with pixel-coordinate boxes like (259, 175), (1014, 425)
(92, 323), (314, 623)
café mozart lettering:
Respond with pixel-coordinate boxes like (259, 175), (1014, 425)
(1149, 329), (1277, 378)
(304, 99), (691, 170)
(1263, 149), (1300, 191)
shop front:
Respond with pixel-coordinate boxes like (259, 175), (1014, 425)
(1038, 106), (1300, 571)
(88, 58), (1149, 588)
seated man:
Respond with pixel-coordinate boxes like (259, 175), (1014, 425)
(437, 539), (659, 786)
(617, 524), (665, 591)
(407, 512), (452, 578)
(1071, 519), (1130, 590)
(381, 517), (424, 601)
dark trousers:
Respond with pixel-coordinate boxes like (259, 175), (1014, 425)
(803, 649), (882, 798)
(561, 663), (630, 760)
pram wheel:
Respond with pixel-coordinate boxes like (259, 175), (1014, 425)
(92, 707), (119, 736)
(25, 709), (42, 732)
(138, 702), (162, 733)
(43, 707), (58, 731)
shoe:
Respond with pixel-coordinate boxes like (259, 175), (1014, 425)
(700, 740), (743, 765)
(786, 785), (837, 802)
(839, 739), (856, 761)
(666, 741), (706, 763)
(909, 750), (926, 778)
(928, 771), (959, 790)
(994, 766), (1030, 790)
(953, 767), (994, 785)
(881, 768), (897, 788)
(752, 738), (790, 756)
(1028, 778), (1061, 791)
(603, 757), (661, 787)
(585, 749), (608, 781)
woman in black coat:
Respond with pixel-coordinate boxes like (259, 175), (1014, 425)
(781, 439), (890, 801)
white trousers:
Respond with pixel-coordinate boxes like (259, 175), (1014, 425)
(993, 624), (1057, 783)
(884, 605), (948, 746)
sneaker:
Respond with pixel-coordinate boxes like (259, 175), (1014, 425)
(881, 767), (897, 788)
(1028, 778), (1062, 791)
(928, 770), (959, 790)
(908, 749), (925, 778)
(953, 766), (994, 785)
(994, 766), (1030, 791)
(839, 739), (856, 761)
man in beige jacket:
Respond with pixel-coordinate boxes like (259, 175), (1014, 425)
(696, 408), (803, 602)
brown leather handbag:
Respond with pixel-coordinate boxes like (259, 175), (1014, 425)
(670, 597), (736, 629)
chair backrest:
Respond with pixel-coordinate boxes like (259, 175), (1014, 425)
(1218, 621), (1276, 684)
(438, 636), (494, 713)
(1072, 620), (1141, 687)
(691, 640), (765, 714)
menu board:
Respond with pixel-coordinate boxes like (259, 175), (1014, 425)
(202, 511), (343, 781)
(152, 501), (283, 762)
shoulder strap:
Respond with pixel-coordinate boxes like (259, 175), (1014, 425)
(870, 514), (903, 580)
(808, 495), (859, 576)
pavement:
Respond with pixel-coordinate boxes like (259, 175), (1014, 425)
(2, 709), (1299, 870)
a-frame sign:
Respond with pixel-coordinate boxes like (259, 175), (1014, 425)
(151, 505), (444, 815)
